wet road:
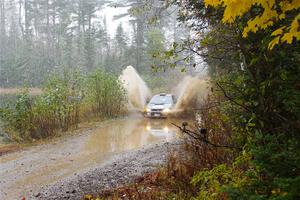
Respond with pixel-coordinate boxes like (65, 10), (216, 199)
(0, 116), (186, 200)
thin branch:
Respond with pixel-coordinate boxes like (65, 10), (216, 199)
(216, 82), (252, 113)
(172, 123), (242, 150)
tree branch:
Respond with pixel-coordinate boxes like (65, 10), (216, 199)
(172, 123), (241, 150)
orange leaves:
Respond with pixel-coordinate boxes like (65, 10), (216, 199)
(204, 0), (300, 49)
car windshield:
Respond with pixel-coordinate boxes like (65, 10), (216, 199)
(150, 95), (173, 105)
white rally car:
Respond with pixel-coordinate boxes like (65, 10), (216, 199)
(144, 93), (175, 118)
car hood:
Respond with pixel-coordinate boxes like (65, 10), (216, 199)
(147, 103), (173, 109)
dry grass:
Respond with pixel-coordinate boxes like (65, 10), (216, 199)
(84, 142), (232, 200)
(0, 144), (20, 156)
(0, 88), (42, 95)
(84, 153), (198, 200)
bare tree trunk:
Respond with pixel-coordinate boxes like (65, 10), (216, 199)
(24, 0), (32, 84)
(46, 0), (50, 59)
(18, 0), (24, 39)
(24, 0), (30, 42)
(136, 19), (144, 72)
(0, 0), (6, 84)
(0, 0), (6, 58)
(52, 0), (59, 63)
(32, 0), (38, 38)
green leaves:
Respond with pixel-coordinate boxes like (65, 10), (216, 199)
(191, 152), (252, 200)
(84, 70), (126, 118)
(164, 50), (174, 58)
(0, 70), (126, 141)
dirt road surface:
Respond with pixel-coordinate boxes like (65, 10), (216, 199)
(0, 116), (186, 200)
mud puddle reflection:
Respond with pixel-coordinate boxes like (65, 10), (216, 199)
(0, 117), (187, 199)
(85, 118), (178, 154)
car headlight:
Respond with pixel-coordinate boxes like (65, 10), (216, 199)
(163, 108), (170, 113)
(145, 108), (151, 112)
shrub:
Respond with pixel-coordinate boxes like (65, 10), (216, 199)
(0, 70), (126, 141)
(191, 152), (252, 200)
(33, 74), (81, 137)
(84, 70), (127, 118)
(0, 89), (35, 141)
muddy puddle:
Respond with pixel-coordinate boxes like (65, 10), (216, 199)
(0, 116), (189, 200)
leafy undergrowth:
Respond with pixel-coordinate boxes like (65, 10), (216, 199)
(83, 141), (236, 200)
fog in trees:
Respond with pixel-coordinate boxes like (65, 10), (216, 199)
(0, 0), (192, 87)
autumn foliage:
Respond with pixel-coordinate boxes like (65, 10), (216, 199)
(204, 0), (300, 49)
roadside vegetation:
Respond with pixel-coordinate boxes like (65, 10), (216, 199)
(0, 0), (188, 143)
(0, 70), (126, 142)
(0, 0), (191, 143)
(85, 0), (300, 199)
(0, 0), (298, 199)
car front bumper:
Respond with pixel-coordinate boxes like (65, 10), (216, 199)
(145, 110), (167, 118)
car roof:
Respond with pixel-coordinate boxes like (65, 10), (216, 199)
(156, 93), (172, 97)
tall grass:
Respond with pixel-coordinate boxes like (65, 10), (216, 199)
(0, 70), (127, 142)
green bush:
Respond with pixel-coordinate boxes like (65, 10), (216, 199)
(33, 74), (81, 137)
(0, 70), (126, 141)
(191, 152), (253, 200)
(84, 70), (127, 118)
(0, 90), (35, 141)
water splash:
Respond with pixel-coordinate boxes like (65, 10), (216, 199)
(173, 76), (210, 112)
(119, 66), (152, 110)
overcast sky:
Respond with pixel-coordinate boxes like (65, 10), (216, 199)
(98, 0), (134, 38)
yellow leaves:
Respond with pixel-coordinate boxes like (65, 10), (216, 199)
(271, 26), (286, 36)
(205, 0), (254, 23)
(243, 17), (260, 37)
(269, 13), (300, 49)
(242, 1), (276, 37)
(203, 0), (300, 49)
(84, 195), (93, 200)
(222, 0), (254, 23)
(271, 188), (289, 196)
(83, 195), (102, 200)
(279, 13), (285, 20)
(271, 188), (281, 194)
(204, 0), (222, 7)
(268, 36), (280, 49)
(290, 13), (300, 33)
(281, 33), (295, 44)
(281, 0), (300, 12)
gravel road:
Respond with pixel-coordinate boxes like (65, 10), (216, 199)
(0, 116), (187, 200)
(33, 141), (182, 200)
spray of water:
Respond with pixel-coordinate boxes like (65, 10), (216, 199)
(173, 76), (210, 113)
(119, 66), (152, 110)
